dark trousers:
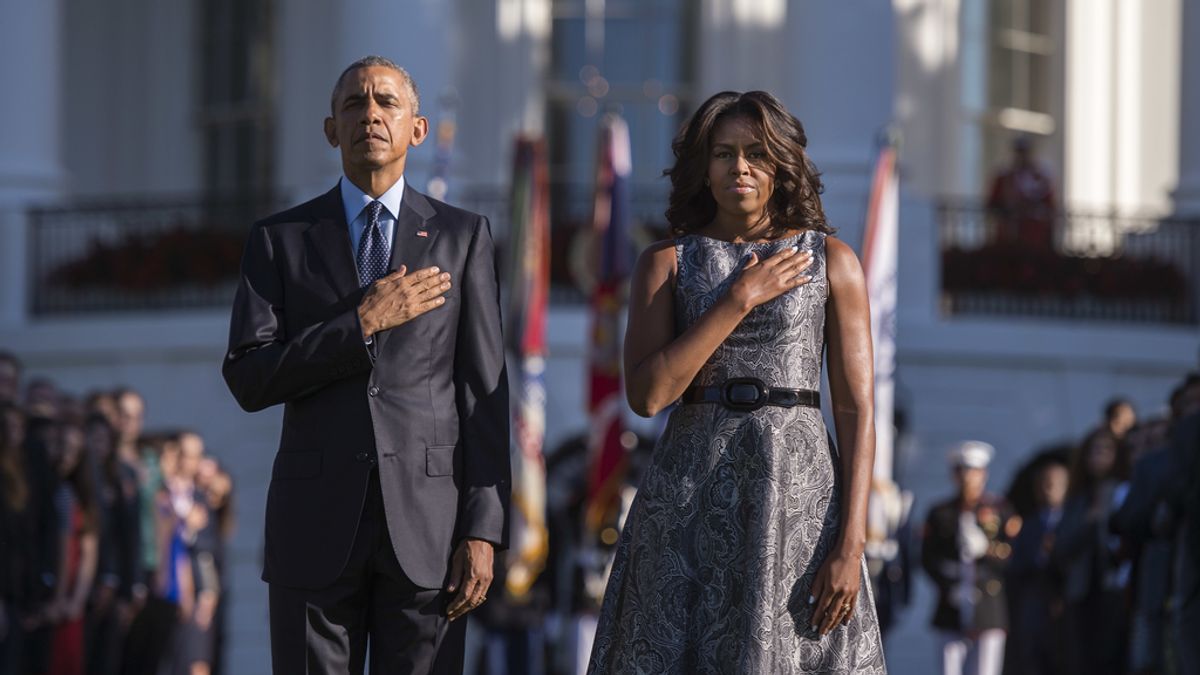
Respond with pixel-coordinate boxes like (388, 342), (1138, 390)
(268, 471), (465, 675)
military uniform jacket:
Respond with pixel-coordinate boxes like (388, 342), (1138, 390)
(920, 494), (1018, 632)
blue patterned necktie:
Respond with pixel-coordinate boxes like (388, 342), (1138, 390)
(356, 201), (389, 288)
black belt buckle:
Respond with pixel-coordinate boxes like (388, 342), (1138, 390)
(721, 377), (768, 412)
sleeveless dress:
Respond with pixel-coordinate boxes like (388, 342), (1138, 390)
(588, 231), (887, 674)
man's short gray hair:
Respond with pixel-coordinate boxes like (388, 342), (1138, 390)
(330, 55), (420, 114)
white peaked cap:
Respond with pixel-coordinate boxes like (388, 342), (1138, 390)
(948, 440), (995, 469)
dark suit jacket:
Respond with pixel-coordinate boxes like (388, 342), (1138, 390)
(223, 184), (510, 591)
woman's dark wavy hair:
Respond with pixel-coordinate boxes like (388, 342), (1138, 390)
(664, 91), (832, 237)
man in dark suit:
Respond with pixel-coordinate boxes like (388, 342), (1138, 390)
(222, 55), (510, 674)
(921, 441), (1019, 675)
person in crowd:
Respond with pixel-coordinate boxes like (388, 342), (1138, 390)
(83, 413), (140, 675)
(1104, 399), (1138, 443)
(194, 461), (233, 675)
(84, 392), (120, 432)
(25, 379), (61, 422)
(112, 389), (157, 596)
(1112, 416), (1176, 675)
(921, 441), (1018, 675)
(120, 434), (176, 675)
(170, 432), (216, 675)
(0, 403), (36, 673)
(1163, 373), (1200, 675)
(22, 397), (63, 675)
(46, 420), (100, 675)
(985, 135), (1057, 251)
(1006, 453), (1069, 675)
(1053, 428), (1133, 674)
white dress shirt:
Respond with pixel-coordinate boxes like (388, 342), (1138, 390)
(340, 175), (405, 264)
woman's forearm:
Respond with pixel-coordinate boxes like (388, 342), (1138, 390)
(832, 405), (874, 557)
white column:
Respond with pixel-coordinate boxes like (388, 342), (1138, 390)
(780, 1), (897, 242)
(697, 0), (899, 238)
(337, 0), (455, 190)
(1173, 0), (1200, 215)
(451, 0), (550, 193)
(1063, 0), (1118, 211)
(697, 0), (790, 97)
(0, 0), (65, 326)
(274, 1), (344, 199)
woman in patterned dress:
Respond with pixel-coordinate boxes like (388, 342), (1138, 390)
(588, 91), (887, 673)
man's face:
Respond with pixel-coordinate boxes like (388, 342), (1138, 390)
(324, 66), (428, 177)
(954, 466), (987, 501)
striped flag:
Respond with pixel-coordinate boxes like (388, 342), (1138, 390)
(584, 115), (633, 539)
(861, 133), (900, 481)
(503, 136), (550, 599)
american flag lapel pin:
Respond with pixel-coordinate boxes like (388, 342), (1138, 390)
(416, 230), (429, 237)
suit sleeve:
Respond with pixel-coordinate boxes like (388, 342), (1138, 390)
(222, 223), (373, 412)
(453, 216), (512, 548)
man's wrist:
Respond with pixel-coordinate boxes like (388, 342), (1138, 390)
(356, 306), (374, 339)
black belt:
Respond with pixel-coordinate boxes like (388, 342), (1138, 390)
(681, 378), (820, 412)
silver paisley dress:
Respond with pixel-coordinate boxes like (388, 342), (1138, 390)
(588, 231), (887, 674)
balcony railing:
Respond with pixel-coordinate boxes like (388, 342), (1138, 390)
(939, 201), (1199, 324)
(27, 185), (671, 316)
(28, 195), (280, 315)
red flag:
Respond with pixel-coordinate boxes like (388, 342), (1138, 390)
(584, 115), (633, 536)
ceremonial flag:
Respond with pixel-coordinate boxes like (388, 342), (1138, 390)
(504, 136), (550, 598)
(584, 115), (633, 538)
(861, 133), (900, 481)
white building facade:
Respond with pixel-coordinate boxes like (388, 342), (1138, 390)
(1, 0), (1198, 671)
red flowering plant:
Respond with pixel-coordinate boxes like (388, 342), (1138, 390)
(941, 242), (1189, 302)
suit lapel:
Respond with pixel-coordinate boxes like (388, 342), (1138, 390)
(304, 186), (362, 299)
(388, 185), (439, 274)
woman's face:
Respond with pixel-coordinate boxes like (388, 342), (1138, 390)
(1036, 464), (1069, 509)
(706, 115), (775, 223)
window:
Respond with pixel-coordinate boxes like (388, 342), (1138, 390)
(198, 0), (275, 201)
(981, 0), (1058, 180)
(546, 0), (695, 217)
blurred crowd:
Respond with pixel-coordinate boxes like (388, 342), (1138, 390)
(0, 351), (235, 675)
(915, 371), (1200, 675)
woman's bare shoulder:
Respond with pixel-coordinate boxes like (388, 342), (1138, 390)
(635, 239), (679, 280)
(824, 236), (865, 288)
